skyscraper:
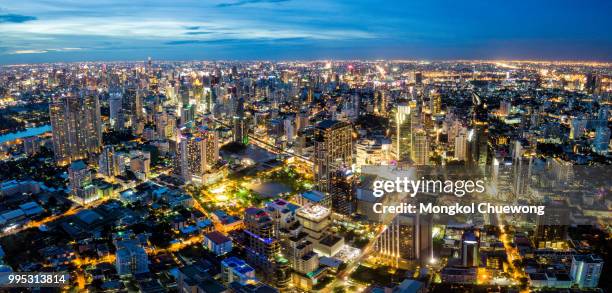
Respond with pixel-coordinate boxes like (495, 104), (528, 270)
(461, 230), (479, 267)
(177, 126), (219, 184)
(50, 92), (102, 165)
(455, 131), (468, 161)
(122, 87), (143, 131)
(468, 92), (489, 167)
(98, 145), (119, 178)
(376, 213), (433, 267)
(430, 91), (441, 115)
(313, 120), (353, 207)
(411, 128), (429, 165)
(393, 102), (412, 161)
(234, 97), (247, 144)
(330, 168), (355, 215)
(593, 126), (610, 155)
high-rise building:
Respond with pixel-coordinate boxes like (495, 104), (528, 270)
(534, 199), (569, 248)
(98, 145), (119, 178)
(285, 232), (319, 275)
(115, 239), (149, 276)
(243, 207), (290, 289)
(467, 126), (488, 166)
(411, 128), (429, 165)
(108, 89), (123, 130)
(177, 126), (219, 184)
(570, 254), (603, 288)
(415, 72), (423, 85)
(461, 230), (479, 267)
(430, 91), (441, 115)
(455, 131), (468, 161)
(313, 120), (353, 206)
(121, 87), (143, 131)
(376, 213), (433, 267)
(593, 126), (610, 154)
(50, 92), (102, 165)
(330, 168), (355, 215)
(296, 204), (331, 248)
(393, 102), (412, 161)
(234, 97), (247, 144)
(68, 160), (98, 205)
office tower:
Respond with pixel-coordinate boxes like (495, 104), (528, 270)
(295, 204), (331, 247)
(243, 207), (290, 289)
(313, 120), (353, 206)
(179, 78), (190, 107)
(68, 160), (98, 205)
(467, 126), (488, 166)
(177, 126), (219, 184)
(108, 89), (123, 130)
(115, 239), (149, 276)
(415, 72), (423, 85)
(330, 168), (355, 215)
(534, 199), (569, 248)
(375, 90), (388, 116)
(180, 104), (196, 126)
(50, 92), (102, 165)
(296, 111), (310, 131)
(455, 131), (468, 161)
(461, 230), (479, 267)
(593, 126), (610, 154)
(284, 117), (295, 142)
(585, 73), (600, 95)
(411, 128), (429, 165)
(98, 145), (119, 178)
(122, 87), (143, 130)
(393, 102), (412, 161)
(430, 91), (441, 115)
(499, 100), (511, 116)
(234, 97), (247, 144)
(570, 254), (603, 288)
(221, 257), (256, 285)
(467, 92), (489, 166)
(376, 213), (432, 267)
(155, 109), (177, 140)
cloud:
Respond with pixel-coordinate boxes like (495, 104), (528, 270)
(185, 31), (213, 35)
(165, 39), (236, 45)
(165, 37), (308, 45)
(10, 47), (82, 54)
(217, 0), (290, 8)
(185, 26), (201, 30)
(0, 13), (37, 23)
(11, 49), (47, 54)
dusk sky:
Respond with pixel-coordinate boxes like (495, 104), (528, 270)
(1, 0), (611, 64)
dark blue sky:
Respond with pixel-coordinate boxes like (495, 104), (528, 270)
(1, 0), (611, 64)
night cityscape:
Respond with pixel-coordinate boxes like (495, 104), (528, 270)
(0, 1), (611, 293)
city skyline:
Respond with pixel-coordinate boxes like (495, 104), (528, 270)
(1, 0), (612, 64)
